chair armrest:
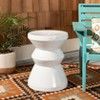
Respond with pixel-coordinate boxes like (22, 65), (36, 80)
(72, 22), (87, 31)
(72, 22), (93, 36)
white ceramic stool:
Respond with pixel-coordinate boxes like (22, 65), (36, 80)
(28, 30), (68, 92)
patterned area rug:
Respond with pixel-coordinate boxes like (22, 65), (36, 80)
(0, 63), (99, 100)
(68, 68), (100, 88)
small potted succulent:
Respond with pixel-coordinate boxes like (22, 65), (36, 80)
(0, 14), (31, 74)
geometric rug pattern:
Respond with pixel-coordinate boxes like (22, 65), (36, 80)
(41, 87), (97, 100)
(68, 68), (100, 88)
(0, 63), (99, 100)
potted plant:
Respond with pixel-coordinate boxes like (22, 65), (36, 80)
(0, 14), (31, 74)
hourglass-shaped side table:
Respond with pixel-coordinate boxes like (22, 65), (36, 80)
(28, 30), (68, 92)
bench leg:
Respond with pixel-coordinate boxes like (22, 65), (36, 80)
(82, 37), (87, 92)
(79, 46), (82, 77)
(82, 60), (87, 92)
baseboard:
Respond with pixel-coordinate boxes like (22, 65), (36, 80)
(13, 38), (79, 62)
(16, 50), (79, 66)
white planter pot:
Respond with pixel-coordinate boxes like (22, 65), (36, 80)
(28, 30), (68, 92)
(0, 51), (16, 74)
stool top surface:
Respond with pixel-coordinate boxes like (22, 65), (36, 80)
(28, 30), (68, 41)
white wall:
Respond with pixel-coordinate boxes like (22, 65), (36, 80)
(61, 38), (79, 52)
(13, 38), (79, 61)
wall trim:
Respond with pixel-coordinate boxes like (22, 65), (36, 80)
(13, 38), (79, 62)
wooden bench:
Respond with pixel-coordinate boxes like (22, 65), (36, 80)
(72, 3), (100, 92)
